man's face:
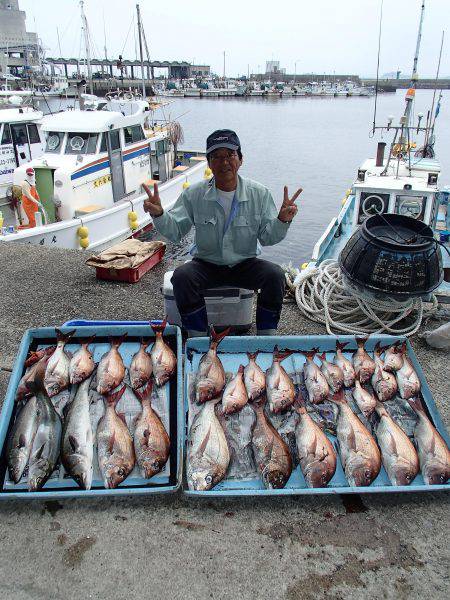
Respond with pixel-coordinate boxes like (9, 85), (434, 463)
(208, 148), (242, 186)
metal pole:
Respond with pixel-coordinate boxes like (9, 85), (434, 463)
(136, 4), (146, 97)
(80, 0), (93, 94)
(223, 51), (225, 79)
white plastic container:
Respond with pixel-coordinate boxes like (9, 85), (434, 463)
(162, 271), (254, 332)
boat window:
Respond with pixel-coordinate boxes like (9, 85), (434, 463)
(99, 133), (107, 153)
(395, 195), (426, 220)
(65, 132), (99, 155)
(27, 124), (40, 144)
(123, 125), (145, 145)
(1, 124), (12, 144)
(45, 131), (64, 153)
(11, 123), (28, 146)
(109, 129), (121, 151)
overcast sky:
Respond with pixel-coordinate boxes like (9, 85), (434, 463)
(20, 0), (450, 78)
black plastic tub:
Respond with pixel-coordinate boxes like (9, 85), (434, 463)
(339, 214), (443, 298)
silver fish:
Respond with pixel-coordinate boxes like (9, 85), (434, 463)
(375, 402), (419, 486)
(371, 343), (398, 402)
(44, 328), (75, 397)
(251, 395), (292, 489)
(317, 351), (344, 393)
(330, 389), (381, 487)
(294, 394), (336, 488)
(97, 334), (127, 396)
(301, 349), (330, 404)
(130, 339), (152, 390)
(61, 373), (95, 489)
(28, 387), (62, 491)
(196, 328), (229, 404)
(134, 382), (170, 479)
(16, 347), (55, 401)
(266, 347), (295, 413)
(396, 343), (421, 400)
(69, 336), (96, 385)
(150, 320), (177, 387)
(97, 385), (135, 489)
(7, 396), (40, 483)
(334, 341), (356, 387)
(187, 397), (230, 491)
(222, 365), (248, 415)
(244, 351), (265, 401)
(353, 336), (376, 385)
(408, 397), (450, 485)
(352, 376), (377, 418)
(382, 342), (403, 373)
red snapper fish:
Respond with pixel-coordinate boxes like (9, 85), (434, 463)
(244, 352), (266, 402)
(16, 347), (56, 401)
(150, 320), (177, 387)
(408, 397), (450, 485)
(330, 389), (381, 487)
(130, 339), (152, 390)
(222, 365), (248, 415)
(69, 335), (96, 385)
(353, 336), (376, 385)
(382, 342), (403, 373)
(334, 341), (356, 388)
(317, 352), (344, 393)
(301, 349), (329, 404)
(195, 328), (229, 404)
(44, 329), (76, 397)
(265, 347), (295, 413)
(396, 343), (421, 400)
(134, 382), (170, 479)
(371, 342), (398, 402)
(97, 335), (127, 395)
(352, 375), (377, 418)
(294, 394), (336, 488)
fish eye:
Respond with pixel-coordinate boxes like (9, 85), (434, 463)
(364, 470), (371, 480)
(205, 475), (212, 484)
(117, 468), (125, 477)
(405, 473), (412, 482)
(440, 473), (446, 483)
(152, 460), (160, 470)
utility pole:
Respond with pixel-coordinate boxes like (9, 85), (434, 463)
(80, 0), (93, 94)
(136, 4), (146, 97)
(223, 51), (225, 79)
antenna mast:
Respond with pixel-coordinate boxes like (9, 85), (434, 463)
(136, 4), (146, 98)
(80, 0), (93, 94)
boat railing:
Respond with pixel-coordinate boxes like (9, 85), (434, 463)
(311, 194), (355, 261)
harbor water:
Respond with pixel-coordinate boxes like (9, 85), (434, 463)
(42, 90), (450, 266)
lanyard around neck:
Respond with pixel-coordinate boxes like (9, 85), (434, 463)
(222, 191), (239, 234)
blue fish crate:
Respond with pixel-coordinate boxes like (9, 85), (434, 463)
(0, 322), (183, 500)
(183, 334), (450, 497)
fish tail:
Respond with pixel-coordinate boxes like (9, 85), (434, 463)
(336, 340), (349, 352)
(104, 384), (127, 406)
(355, 335), (369, 348)
(238, 365), (245, 374)
(140, 338), (151, 350)
(407, 396), (425, 415)
(150, 318), (168, 335)
(299, 348), (316, 360)
(210, 326), (230, 348)
(318, 351), (326, 362)
(109, 333), (128, 348)
(251, 394), (266, 410)
(374, 401), (388, 417)
(81, 335), (96, 347)
(274, 346), (295, 362)
(247, 351), (259, 361)
(55, 328), (76, 343)
(134, 380), (153, 403)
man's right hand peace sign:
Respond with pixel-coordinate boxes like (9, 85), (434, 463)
(143, 182), (164, 217)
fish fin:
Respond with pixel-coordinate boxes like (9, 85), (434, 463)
(117, 412), (127, 426)
(134, 380), (153, 403)
(307, 434), (318, 457)
(18, 433), (27, 448)
(407, 396), (425, 415)
(264, 437), (275, 461)
(374, 342), (383, 356)
(386, 431), (398, 457)
(318, 351), (326, 362)
(108, 431), (116, 454)
(104, 384), (127, 405)
(68, 434), (80, 453)
(195, 425), (211, 458)
(274, 347), (295, 362)
(150, 318), (167, 335)
(247, 351), (259, 361)
(143, 428), (150, 442)
(210, 326), (230, 348)
(33, 443), (46, 460)
(336, 340), (349, 352)
(347, 427), (357, 451)
(55, 328), (76, 343)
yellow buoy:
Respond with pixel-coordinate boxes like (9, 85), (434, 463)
(341, 197), (347, 206)
(204, 167), (212, 179)
(80, 237), (90, 249)
(346, 188), (352, 196)
(77, 226), (89, 239)
(301, 262), (308, 270)
(182, 181), (190, 189)
(129, 219), (138, 231)
(128, 211), (138, 221)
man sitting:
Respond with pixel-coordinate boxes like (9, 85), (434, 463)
(143, 129), (301, 337)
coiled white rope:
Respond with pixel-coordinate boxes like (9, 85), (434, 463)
(285, 259), (438, 337)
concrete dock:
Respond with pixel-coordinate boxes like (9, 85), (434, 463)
(0, 243), (448, 600)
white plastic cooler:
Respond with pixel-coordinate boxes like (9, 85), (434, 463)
(162, 271), (254, 332)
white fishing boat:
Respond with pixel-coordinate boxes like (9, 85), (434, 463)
(306, 3), (449, 300)
(0, 98), (207, 250)
(0, 105), (45, 223)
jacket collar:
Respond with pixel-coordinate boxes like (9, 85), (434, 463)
(205, 174), (248, 202)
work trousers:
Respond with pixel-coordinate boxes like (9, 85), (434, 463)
(171, 257), (286, 332)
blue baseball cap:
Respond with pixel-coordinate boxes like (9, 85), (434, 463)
(206, 129), (241, 155)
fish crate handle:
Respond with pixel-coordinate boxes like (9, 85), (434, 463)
(62, 319), (166, 327)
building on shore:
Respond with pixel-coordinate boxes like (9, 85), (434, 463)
(0, 0), (40, 75)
